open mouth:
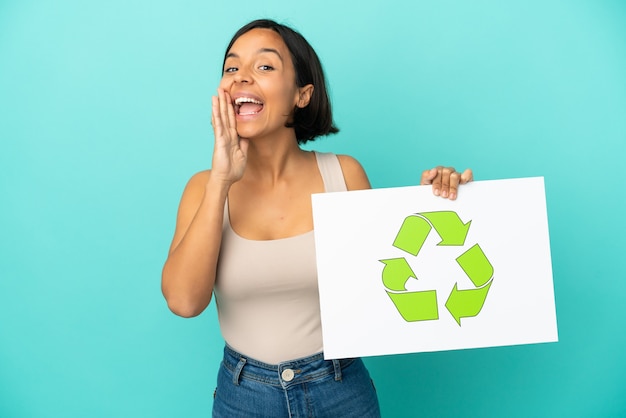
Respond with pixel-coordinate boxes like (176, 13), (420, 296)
(234, 97), (264, 116)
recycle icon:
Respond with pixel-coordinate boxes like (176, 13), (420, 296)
(380, 211), (494, 326)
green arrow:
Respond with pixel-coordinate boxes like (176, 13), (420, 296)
(456, 244), (493, 287)
(445, 280), (493, 325)
(380, 258), (416, 291)
(421, 211), (471, 246)
(386, 290), (439, 322)
(392, 215), (431, 256)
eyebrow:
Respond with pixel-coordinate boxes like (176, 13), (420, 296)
(226, 48), (284, 62)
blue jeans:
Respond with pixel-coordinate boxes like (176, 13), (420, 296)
(212, 345), (381, 417)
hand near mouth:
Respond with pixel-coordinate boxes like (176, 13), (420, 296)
(210, 88), (249, 186)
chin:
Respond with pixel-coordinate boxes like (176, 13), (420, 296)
(235, 127), (258, 140)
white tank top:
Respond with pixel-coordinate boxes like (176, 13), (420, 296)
(213, 152), (347, 364)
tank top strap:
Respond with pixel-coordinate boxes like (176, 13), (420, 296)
(314, 152), (347, 193)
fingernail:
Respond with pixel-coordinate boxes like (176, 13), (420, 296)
(450, 192), (456, 200)
(442, 190), (448, 198)
(434, 189), (440, 196)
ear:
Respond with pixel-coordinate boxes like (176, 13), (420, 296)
(296, 84), (314, 108)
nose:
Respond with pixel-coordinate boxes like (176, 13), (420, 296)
(233, 68), (250, 84)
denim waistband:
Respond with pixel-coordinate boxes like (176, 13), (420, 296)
(222, 345), (356, 389)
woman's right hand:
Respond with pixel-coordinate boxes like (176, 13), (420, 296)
(210, 88), (249, 186)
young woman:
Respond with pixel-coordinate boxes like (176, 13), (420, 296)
(162, 19), (472, 417)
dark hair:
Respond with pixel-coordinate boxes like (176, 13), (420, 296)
(223, 19), (339, 144)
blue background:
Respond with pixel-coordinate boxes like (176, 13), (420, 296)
(1, 1), (625, 417)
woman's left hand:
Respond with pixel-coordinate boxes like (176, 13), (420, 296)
(420, 166), (473, 200)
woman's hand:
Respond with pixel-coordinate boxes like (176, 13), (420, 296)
(210, 88), (249, 186)
(420, 166), (473, 200)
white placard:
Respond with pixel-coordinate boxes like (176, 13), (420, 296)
(312, 177), (557, 359)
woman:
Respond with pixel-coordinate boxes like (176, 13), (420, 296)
(162, 19), (472, 417)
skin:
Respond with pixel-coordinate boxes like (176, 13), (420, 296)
(161, 28), (472, 317)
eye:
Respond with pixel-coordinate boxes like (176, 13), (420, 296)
(224, 67), (238, 73)
(259, 65), (274, 71)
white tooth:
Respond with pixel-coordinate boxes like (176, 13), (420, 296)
(235, 97), (262, 105)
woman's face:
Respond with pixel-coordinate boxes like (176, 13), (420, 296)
(219, 28), (312, 140)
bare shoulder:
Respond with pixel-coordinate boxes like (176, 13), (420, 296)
(176, 169), (210, 203)
(185, 169), (211, 191)
(167, 170), (211, 254)
(336, 154), (371, 191)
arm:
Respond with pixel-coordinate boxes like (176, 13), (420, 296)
(161, 89), (248, 317)
(161, 171), (229, 317)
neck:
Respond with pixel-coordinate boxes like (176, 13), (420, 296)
(242, 130), (309, 183)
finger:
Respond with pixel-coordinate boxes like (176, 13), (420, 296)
(218, 89), (231, 133)
(239, 137), (250, 157)
(211, 96), (217, 128)
(211, 95), (223, 136)
(448, 170), (461, 200)
(420, 168), (438, 185)
(460, 168), (473, 184)
(432, 166), (443, 196)
(440, 166), (454, 198)
(225, 91), (237, 130)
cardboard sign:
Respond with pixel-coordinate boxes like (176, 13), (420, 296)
(312, 177), (557, 359)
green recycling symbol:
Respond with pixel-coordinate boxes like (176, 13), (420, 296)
(380, 211), (494, 326)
